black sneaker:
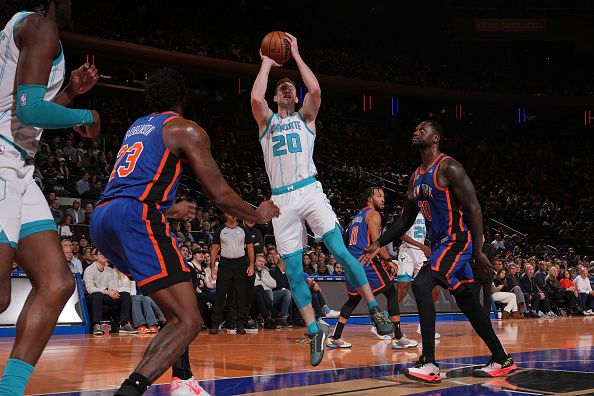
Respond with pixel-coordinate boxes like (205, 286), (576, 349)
(274, 316), (292, 328)
(209, 328), (220, 335)
(236, 325), (246, 335)
(369, 306), (394, 336)
(264, 318), (277, 329)
(245, 322), (259, 333)
(306, 321), (329, 367)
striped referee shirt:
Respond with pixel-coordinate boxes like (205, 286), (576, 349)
(213, 223), (250, 259)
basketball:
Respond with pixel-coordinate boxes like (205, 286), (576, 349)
(261, 31), (291, 65)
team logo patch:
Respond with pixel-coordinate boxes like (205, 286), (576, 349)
(20, 93), (26, 106)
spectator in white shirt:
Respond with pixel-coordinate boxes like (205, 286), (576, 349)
(63, 245), (83, 274)
(574, 267), (594, 314)
(491, 233), (505, 251)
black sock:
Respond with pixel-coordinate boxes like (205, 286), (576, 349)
(115, 372), (151, 396)
(332, 321), (346, 339)
(172, 347), (193, 380)
(393, 321), (403, 339)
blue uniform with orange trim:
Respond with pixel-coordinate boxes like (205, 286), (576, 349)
(345, 208), (392, 295)
(411, 153), (473, 291)
(90, 112), (190, 294)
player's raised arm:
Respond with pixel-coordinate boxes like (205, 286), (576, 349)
(163, 118), (279, 224)
(14, 15), (100, 137)
(442, 158), (491, 271)
(250, 51), (278, 129)
(285, 33), (321, 123)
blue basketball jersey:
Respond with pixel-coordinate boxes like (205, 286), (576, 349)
(412, 153), (468, 243)
(347, 207), (375, 258)
(98, 112), (183, 211)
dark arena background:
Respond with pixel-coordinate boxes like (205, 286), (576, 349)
(0, 1), (593, 395)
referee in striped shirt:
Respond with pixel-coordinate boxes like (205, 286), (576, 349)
(209, 213), (254, 334)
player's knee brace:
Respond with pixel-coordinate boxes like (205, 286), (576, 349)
(322, 224), (368, 289)
(283, 252), (312, 309)
(340, 294), (362, 319)
(383, 286), (400, 317)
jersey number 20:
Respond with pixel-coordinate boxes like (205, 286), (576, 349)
(109, 142), (144, 180)
(272, 133), (302, 157)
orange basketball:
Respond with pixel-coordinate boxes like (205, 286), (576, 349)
(261, 31), (291, 65)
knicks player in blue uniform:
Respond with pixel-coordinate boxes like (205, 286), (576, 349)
(91, 69), (279, 396)
(327, 187), (417, 350)
(363, 121), (516, 383)
(0, 1), (100, 394)
(251, 33), (393, 366)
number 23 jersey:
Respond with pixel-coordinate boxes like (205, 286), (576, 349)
(98, 112), (183, 211)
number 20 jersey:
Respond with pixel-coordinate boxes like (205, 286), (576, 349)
(411, 153), (468, 244)
(97, 112), (183, 211)
(259, 111), (317, 190)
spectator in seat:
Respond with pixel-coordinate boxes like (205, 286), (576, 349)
(496, 266), (528, 315)
(545, 266), (581, 316)
(83, 203), (94, 225)
(520, 263), (553, 318)
(201, 221), (214, 244)
(83, 249), (136, 335)
(183, 222), (196, 244)
(254, 255), (290, 327)
(244, 220), (264, 255)
(114, 269), (164, 334)
(76, 172), (91, 196)
(492, 269), (523, 319)
(81, 247), (95, 272)
(314, 260), (334, 276)
(491, 233), (505, 251)
(50, 199), (63, 223)
(58, 214), (74, 238)
(63, 245), (83, 274)
(303, 254), (315, 275)
(269, 257), (293, 323)
(574, 267), (594, 314)
(187, 248), (216, 329)
(333, 263), (345, 277)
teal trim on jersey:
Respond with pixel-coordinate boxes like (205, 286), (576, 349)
(13, 12), (35, 30)
(0, 135), (28, 159)
(19, 219), (57, 240)
(0, 230), (17, 248)
(271, 176), (317, 196)
(259, 113), (275, 141)
(52, 42), (63, 66)
(297, 111), (315, 136)
(397, 274), (414, 283)
(16, 84), (93, 129)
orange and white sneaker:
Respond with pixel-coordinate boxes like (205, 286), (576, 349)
(403, 355), (441, 384)
(136, 325), (149, 334)
(473, 357), (518, 378)
(147, 325), (159, 333)
(170, 377), (210, 396)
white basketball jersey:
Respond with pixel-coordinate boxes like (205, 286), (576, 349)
(0, 12), (66, 157)
(259, 111), (317, 189)
(402, 212), (426, 250)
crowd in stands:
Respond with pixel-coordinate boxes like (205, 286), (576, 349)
(47, 1), (593, 96)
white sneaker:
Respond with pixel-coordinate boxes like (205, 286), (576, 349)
(584, 310), (593, 315)
(547, 311), (557, 317)
(404, 357), (441, 383)
(325, 309), (340, 318)
(392, 336), (418, 349)
(537, 311), (546, 317)
(370, 325), (392, 340)
(170, 377), (210, 396)
(317, 318), (330, 327)
(326, 336), (352, 348)
(416, 324), (440, 338)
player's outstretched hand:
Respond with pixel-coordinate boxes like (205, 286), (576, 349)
(167, 200), (197, 221)
(284, 33), (300, 59)
(255, 200), (280, 224)
(67, 63), (99, 97)
(473, 251), (493, 273)
(74, 110), (100, 138)
(259, 49), (281, 67)
(360, 241), (381, 265)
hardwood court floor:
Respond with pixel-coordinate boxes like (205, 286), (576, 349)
(1, 316), (594, 395)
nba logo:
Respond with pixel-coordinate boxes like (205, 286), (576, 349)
(20, 93), (26, 106)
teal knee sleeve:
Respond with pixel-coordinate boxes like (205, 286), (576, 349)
(282, 250), (312, 309)
(322, 224), (369, 289)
